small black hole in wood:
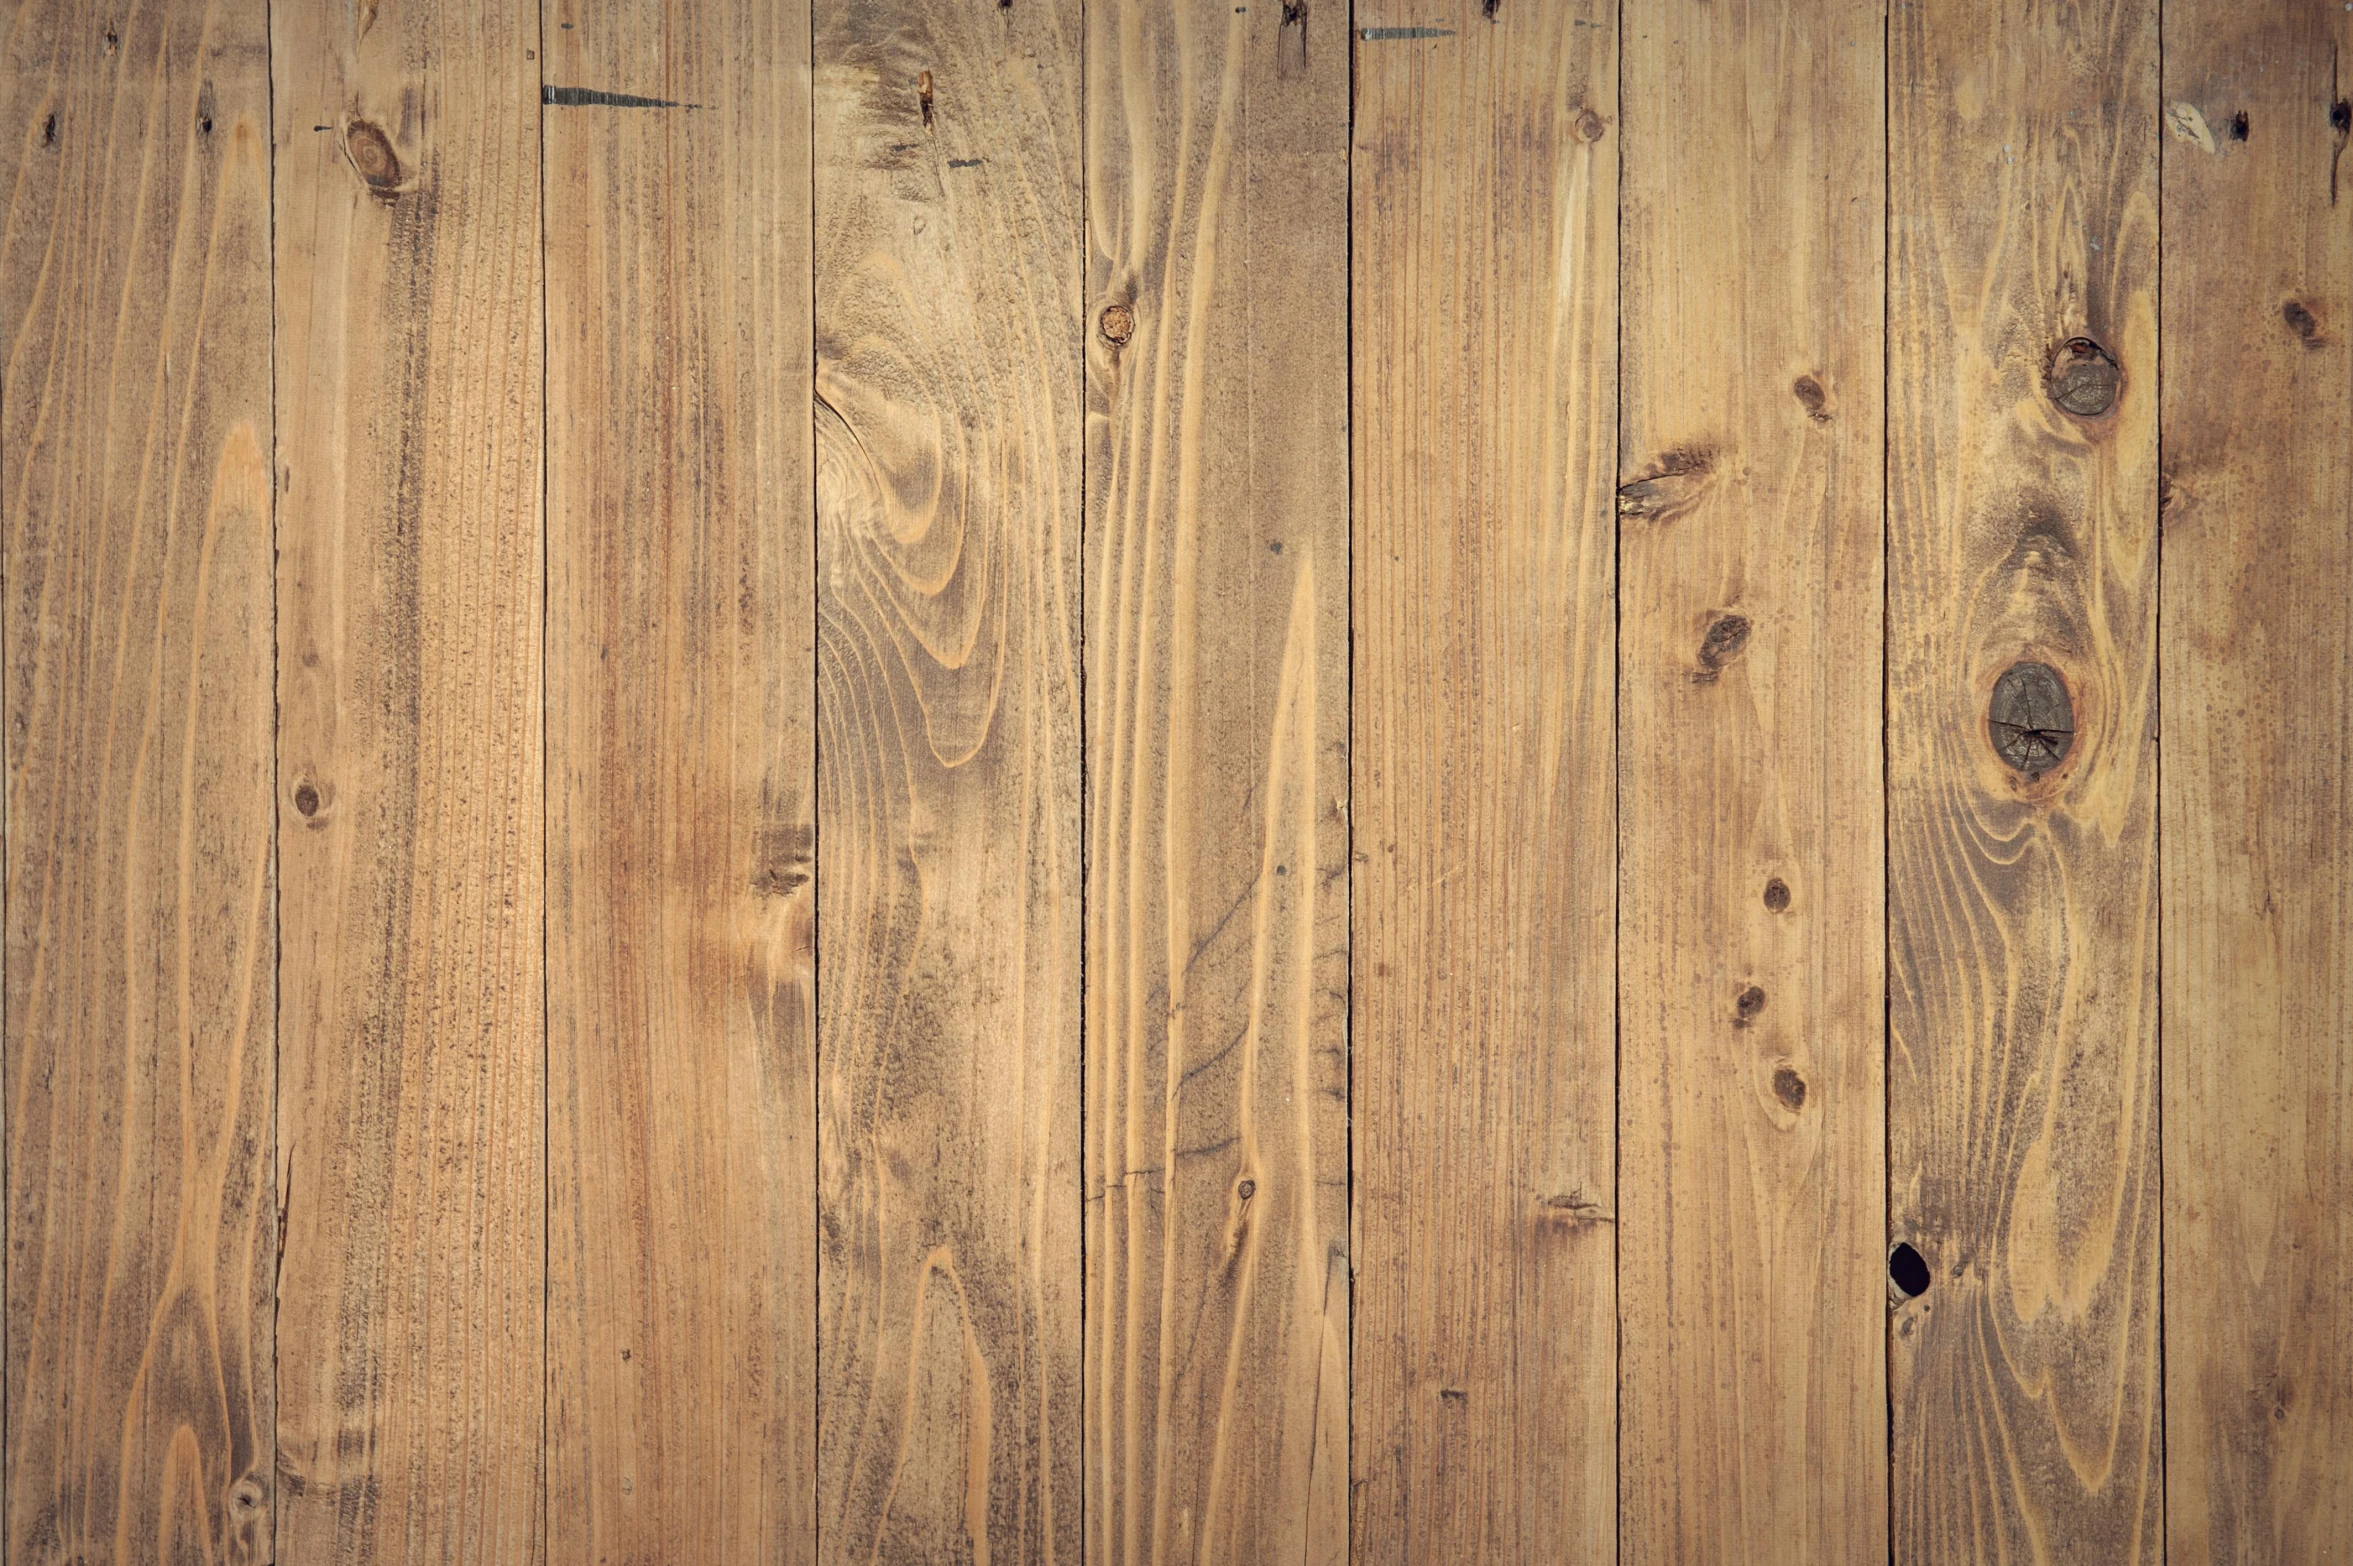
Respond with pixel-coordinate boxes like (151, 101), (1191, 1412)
(1890, 1242), (1931, 1298)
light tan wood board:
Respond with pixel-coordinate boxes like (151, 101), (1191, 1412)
(812, 0), (1084, 1560)
(1082, 5), (1349, 1564)
(2161, 0), (2353, 1557)
(1616, 0), (1888, 1559)
(2, 1), (275, 1558)
(271, 1), (547, 1559)
(1351, 4), (1619, 1561)
(542, 1), (817, 1561)
(1887, 0), (2164, 1558)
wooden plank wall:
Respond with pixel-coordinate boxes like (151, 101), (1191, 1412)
(3, 1), (2352, 1563)
(2161, 0), (2353, 1557)
(0, 1), (276, 1559)
(270, 1), (546, 1558)
(1888, 1), (2164, 1560)
(1086, 4), (1349, 1563)
(1617, 2), (1885, 1559)
(542, 1), (815, 1561)
(1352, 5), (1618, 1560)
(812, 2), (1082, 1561)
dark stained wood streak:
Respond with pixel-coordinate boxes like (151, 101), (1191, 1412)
(542, 85), (700, 110)
(2, 1), (277, 1558)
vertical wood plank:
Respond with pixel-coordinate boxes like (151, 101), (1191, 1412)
(1, 1), (276, 1558)
(812, 2), (1083, 1560)
(1351, 6), (1617, 1560)
(2161, 3), (2353, 1557)
(541, 1), (816, 1561)
(1616, 1), (1887, 1558)
(1887, 0), (2163, 1557)
(1083, 4), (1348, 1561)
(271, 2), (546, 1559)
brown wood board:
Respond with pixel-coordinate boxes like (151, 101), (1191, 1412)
(0, 5), (2343, 1561)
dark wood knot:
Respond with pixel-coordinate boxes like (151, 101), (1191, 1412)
(1989, 660), (2073, 776)
(2046, 337), (2118, 418)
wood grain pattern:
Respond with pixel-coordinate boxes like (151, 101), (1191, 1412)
(813, 1), (1083, 1560)
(1083, 5), (1348, 1562)
(1887, 0), (2163, 1557)
(1, 1), (275, 1558)
(2160, 2), (2353, 1557)
(270, 1), (546, 1558)
(1616, 2), (1887, 1559)
(1350, 6), (1617, 1561)
(542, 1), (816, 1561)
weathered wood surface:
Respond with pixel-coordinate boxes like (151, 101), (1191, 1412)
(271, 1), (547, 1559)
(542, 1), (816, 1561)
(1617, 1), (1888, 1559)
(6, 6), (2353, 1561)
(2161, 0), (2353, 1558)
(812, 1), (1084, 1560)
(1352, 5), (1619, 1560)
(1, 1), (276, 1558)
(1887, 0), (2165, 1558)
(1083, 4), (1349, 1564)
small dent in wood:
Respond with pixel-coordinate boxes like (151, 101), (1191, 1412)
(1439, 1387), (1467, 1404)
(1988, 660), (2073, 777)
(2045, 336), (2118, 417)
(342, 119), (406, 199)
(2166, 101), (2217, 153)
(1771, 1065), (1806, 1111)
(1539, 1192), (1612, 1226)
(752, 822), (815, 898)
(1099, 302), (1135, 347)
(1733, 985), (1766, 1027)
(1763, 877), (1790, 912)
(2229, 109), (2250, 141)
(1693, 614), (1751, 683)
(2284, 299), (2325, 347)
(41, 112), (55, 147)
